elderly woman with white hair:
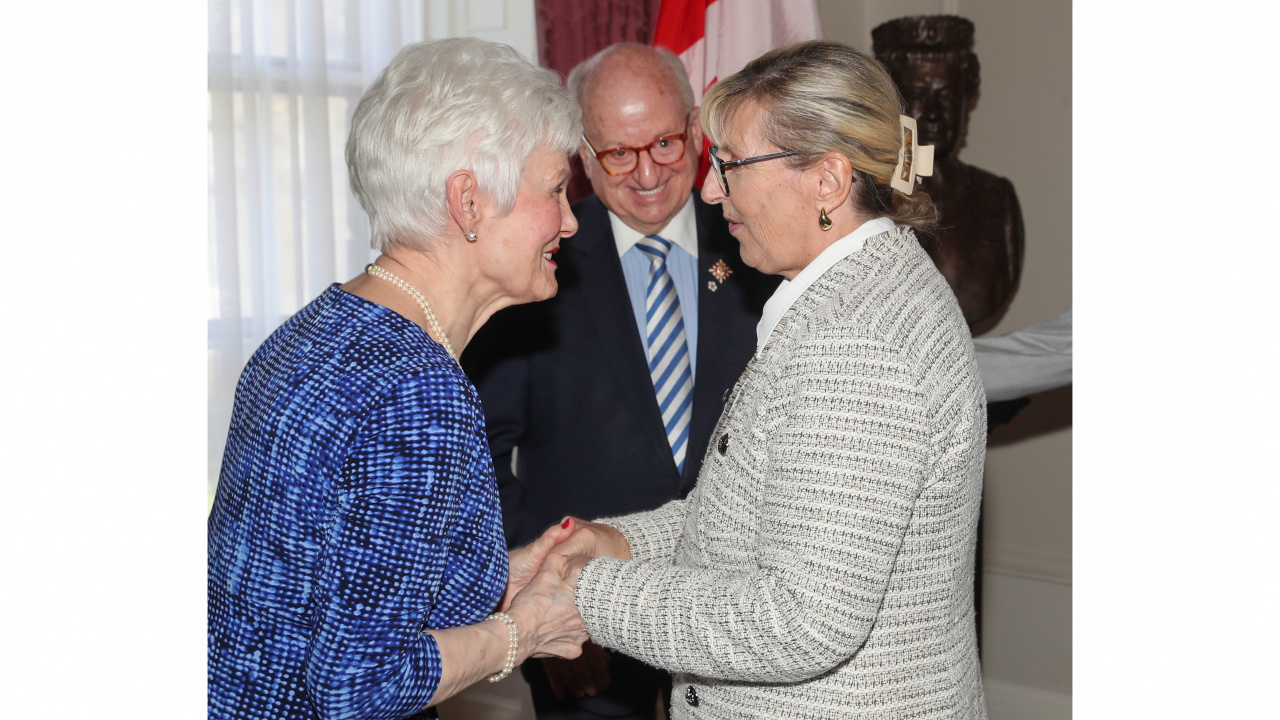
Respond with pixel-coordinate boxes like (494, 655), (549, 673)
(208, 38), (588, 720)
(525, 40), (988, 719)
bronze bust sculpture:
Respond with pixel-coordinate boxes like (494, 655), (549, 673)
(873, 16), (1024, 330)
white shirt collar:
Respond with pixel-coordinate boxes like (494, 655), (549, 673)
(609, 195), (698, 258)
(756, 216), (896, 353)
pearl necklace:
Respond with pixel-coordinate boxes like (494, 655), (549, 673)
(365, 263), (457, 361)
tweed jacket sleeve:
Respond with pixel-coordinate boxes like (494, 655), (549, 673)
(576, 325), (932, 683)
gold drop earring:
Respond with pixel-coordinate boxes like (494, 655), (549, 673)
(818, 207), (832, 231)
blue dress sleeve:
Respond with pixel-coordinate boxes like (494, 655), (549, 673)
(303, 366), (484, 720)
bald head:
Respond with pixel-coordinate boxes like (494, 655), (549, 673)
(569, 44), (694, 124)
(568, 44), (703, 235)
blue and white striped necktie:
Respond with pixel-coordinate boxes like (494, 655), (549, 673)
(636, 235), (694, 473)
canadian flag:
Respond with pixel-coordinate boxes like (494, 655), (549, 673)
(652, 0), (823, 104)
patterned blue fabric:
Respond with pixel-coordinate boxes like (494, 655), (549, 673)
(208, 285), (508, 720)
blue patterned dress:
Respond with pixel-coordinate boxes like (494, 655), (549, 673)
(208, 285), (508, 720)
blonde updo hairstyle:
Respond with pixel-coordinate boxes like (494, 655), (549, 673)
(701, 40), (937, 229)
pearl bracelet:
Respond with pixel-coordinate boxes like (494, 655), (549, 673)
(486, 612), (519, 682)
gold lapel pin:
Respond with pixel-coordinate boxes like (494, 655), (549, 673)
(709, 259), (733, 285)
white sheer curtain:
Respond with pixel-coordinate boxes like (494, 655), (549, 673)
(207, 0), (425, 498)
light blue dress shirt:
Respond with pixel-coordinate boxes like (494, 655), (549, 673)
(609, 197), (699, 373)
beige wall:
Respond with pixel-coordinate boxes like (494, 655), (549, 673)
(817, 0), (1073, 716)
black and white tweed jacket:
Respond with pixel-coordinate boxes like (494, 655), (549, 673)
(576, 226), (988, 720)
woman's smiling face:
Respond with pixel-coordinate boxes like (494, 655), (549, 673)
(481, 145), (578, 304)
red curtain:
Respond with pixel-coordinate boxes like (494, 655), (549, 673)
(535, 0), (663, 202)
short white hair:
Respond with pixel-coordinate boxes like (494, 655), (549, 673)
(567, 43), (695, 119)
(346, 38), (581, 252)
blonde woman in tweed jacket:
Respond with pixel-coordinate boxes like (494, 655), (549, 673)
(511, 41), (987, 719)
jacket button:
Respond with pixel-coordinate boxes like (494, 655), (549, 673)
(717, 433), (729, 455)
(722, 388), (731, 403)
(685, 685), (699, 707)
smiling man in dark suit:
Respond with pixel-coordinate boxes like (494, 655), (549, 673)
(461, 43), (776, 720)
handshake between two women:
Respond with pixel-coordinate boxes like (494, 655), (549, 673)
(497, 518), (634, 695)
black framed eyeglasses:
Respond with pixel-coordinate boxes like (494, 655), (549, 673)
(707, 145), (799, 196)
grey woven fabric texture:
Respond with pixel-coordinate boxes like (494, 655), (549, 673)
(577, 227), (988, 719)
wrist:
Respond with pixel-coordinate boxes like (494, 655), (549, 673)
(484, 612), (519, 682)
(505, 604), (540, 664)
(601, 525), (632, 560)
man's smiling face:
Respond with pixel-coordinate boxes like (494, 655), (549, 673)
(578, 48), (702, 236)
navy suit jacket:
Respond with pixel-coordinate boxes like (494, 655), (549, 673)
(462, 193), (777, 549)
